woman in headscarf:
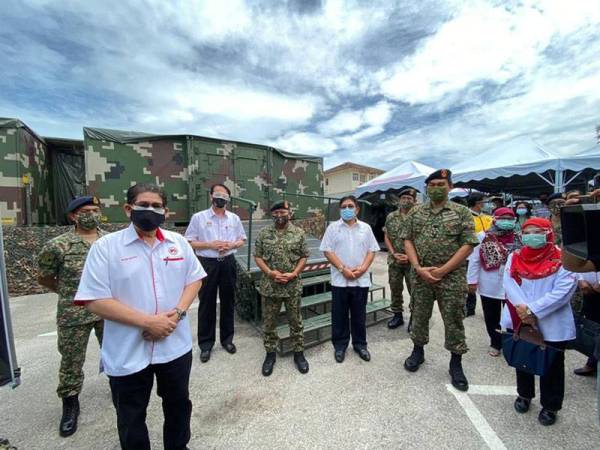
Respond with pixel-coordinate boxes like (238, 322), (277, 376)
(513, 201), (531, 233)
(467, 208), (521, 357)
(501, 218), (577, 426)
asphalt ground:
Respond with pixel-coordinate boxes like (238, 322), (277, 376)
(1, 253), (598, 449)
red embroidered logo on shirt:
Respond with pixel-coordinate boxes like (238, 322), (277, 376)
(168, 247), (178, 255)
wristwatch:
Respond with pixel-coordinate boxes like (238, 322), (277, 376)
(525, 306), (533, 317)
(338, 265), (345, 273)
(174, 307), (187, 321)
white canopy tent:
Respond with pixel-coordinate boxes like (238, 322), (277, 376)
(452, 137), (600, 195)
(354, 160), (435, 196)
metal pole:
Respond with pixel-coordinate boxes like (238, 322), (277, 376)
(326, 198), (331, 226)
(247, 206), (253, 270)
(0, 224), (21, 388)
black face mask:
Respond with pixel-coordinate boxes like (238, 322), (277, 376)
(212, 198), (227, 208)
(131, 209), (165, 231)
(273, 216), (289, 226)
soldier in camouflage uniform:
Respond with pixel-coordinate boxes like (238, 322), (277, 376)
(254, 200), (310, 376)
(36, 196), (105, 437)
(400, 170), (478, 392)
(384, 187), (417, 329)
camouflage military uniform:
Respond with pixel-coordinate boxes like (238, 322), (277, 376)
(37, 229), (105, 398)
(384, 210), (413, 313)
(401, 201), (478, 354)
(254, 223), (310, 352)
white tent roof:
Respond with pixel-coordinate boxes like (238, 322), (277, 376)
(354, 160), (434, 196)
(354, 138), (600, 198)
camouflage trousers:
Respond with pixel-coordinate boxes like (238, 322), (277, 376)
(57, 320), (103, 398)
(410, 273), (468, 355)
(388, 263), (413, 313)
(262, 295), (304, 353)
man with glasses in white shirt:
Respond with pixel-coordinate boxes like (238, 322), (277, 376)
(185, 184), (247, 362)
(74, 183), (205, 450)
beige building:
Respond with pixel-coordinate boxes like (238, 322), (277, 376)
(324, 162), (385, 196)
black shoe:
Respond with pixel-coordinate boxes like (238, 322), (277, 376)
(404, 345), (425, 372)
(293, 352), (309, 374)
(514, 396), (531, 414)
(200, 349), (211, 363)
(222, 343), (237, 354)
(574, 365), (597, 377)
(334, 350), (345, 363)
(387, 313), (404, 329)
(354, 348), (371, 362)
(262, 352), (276, 377)
(59, 395), (80, 437)
(538, 408), (557, 426)
(449, 353), (469, 391)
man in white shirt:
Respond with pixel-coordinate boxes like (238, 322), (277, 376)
(320, 195), (380, 363)
(184, 184), (247, 362)
(74, 183), (205, 450)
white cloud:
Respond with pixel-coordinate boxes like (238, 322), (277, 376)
(318, 100), (393, 137)
(272, 131), (337, 156)
(377, 0), (600, 105)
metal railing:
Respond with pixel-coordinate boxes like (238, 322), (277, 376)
(280, 191), (371, 225)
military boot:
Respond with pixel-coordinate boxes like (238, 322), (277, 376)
(387, 312), (404, 329)
(293, 352), (309, 374)
(404, 345), (424, 372)
(449, 353), (469, 391)
(262, 352), (276, 377)
(59, 395), (80, 437)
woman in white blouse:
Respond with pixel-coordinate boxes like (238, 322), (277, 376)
(468, 207), (521, 357)
(501, 217), (577, 426)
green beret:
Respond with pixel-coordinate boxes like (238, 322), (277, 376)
(398, 187), (417, 198)
(425, 169), (452, 185)
(270, 200), (290, 212)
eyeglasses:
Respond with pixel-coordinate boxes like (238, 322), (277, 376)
(132, 203), (165, 215)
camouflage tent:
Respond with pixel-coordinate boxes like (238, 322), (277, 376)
(83, 127), (324, 223)
(0, 118), (54, 225)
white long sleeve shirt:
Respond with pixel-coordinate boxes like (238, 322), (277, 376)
(501, 253), (577, 342)
(467, 231), (505, 300)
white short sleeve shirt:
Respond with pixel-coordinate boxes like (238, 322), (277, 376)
(184, 208), (247, 258)
(74, 224), (206, 377)
(319, 219), (380, 287)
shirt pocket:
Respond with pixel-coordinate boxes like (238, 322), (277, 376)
(441, 212), (462, 236)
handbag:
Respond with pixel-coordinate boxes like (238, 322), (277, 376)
(501, 300), (561, 376)
(571, 312), (600, 358)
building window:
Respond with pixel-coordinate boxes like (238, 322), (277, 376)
(360, 174), (366, 182)
(325, 178), (329, 186)
(352, 173), (359, 181)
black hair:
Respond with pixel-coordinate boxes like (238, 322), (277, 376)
(514, 201), (532, 217)
(466, 193), (484, 207)
(126, 183), (168, 206)
(210, 183), (231, 196)
(339, 195), (359, 207)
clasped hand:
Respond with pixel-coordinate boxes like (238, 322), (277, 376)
(269, 270), (296, 284)
(417, 266), (444, 284)
(142, 310), (179, 341)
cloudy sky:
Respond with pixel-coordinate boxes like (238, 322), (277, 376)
(1, 0), (599, 169)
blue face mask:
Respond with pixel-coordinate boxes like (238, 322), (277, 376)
(341, 207), (356, 221)
(495, 219), (515, 230)
(516, 208), (528, 216)
(522, 233), (547, 249)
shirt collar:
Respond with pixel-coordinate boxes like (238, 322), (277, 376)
(209, 207), (230, 219)
(123, 223), (172, 246)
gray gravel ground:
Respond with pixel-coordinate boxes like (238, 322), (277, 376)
(1, 253), (598, 449)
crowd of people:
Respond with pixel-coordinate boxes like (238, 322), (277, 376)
(33, 171), (600, 449)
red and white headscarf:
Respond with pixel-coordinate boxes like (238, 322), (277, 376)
(510, 217), (561, 285)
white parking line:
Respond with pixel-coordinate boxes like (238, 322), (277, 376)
(38, 331), (57, 337)
(446, 384), (511, 450)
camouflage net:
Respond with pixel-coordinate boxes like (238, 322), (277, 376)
(293, 213), (326, 239)
(2, 224), (186, 297)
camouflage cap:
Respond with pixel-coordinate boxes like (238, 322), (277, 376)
(270, 200), (290, 212)
(425, 168), (452, 185)
(66, 196), (100, 214)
